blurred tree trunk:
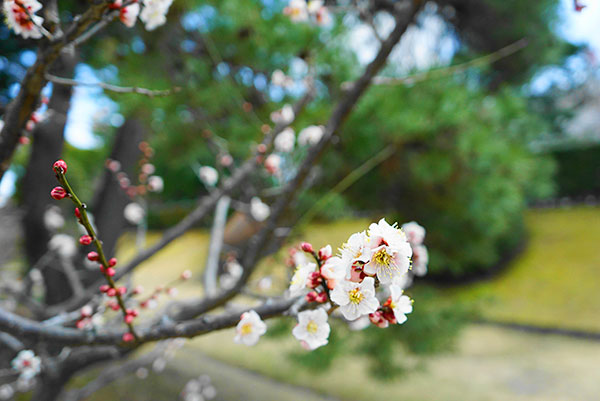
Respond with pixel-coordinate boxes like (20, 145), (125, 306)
(84, 117), (146, 264)
(21, 51), (76, 305)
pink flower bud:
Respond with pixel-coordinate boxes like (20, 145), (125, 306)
(19, 136), (30, 145)
(79, 235), (93, 245)
(300, 242), (313, 253)
(99, 285), (110, 293)
(318, 245), (332, 261)
(76, 319), (87, 329)
(107, 288), (117, 297)
(122, 332), (135, 342)
(315, 292), (328, 303)
(133, 285), (144, 295)
(108, 301), (120, 311)
(75, 208), (81, 218)
(127, 308), (138, 317)
(369, 311), (389, 328)
(50, 187), (67, 200)
(53, 159), (68, 174)
(106, 268), (116, 277)
(382, 309), (396, 325)
(87, 251), (99, 261)
(180, 270), (192, 280)
(307, 271), (322, 289)
(118, 286), (127, 295)
(80, 305), (93, 317)
(257, 144), (267, 153)
(124, 315), (134, 324)
(305, 291), (318, 303)
(108, 257), (117, 267)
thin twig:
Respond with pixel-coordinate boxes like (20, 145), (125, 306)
(46, 74), (181, 98)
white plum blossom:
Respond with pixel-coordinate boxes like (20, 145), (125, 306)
(250, 197), (270, 222)
(364, 218), (412, 284)
(270, 104), (295, 125)
(388, 285), (413, 324)
(411, 244), (428, 276)
(264, 154), (282, 175)
(119, 3), (140, 27)
(140, 0), (173, 30)
(124, 202), (145, 225)
(288, 262), (315, 296)
(298, 125), (324, 146)
(0, 384), (14, 400)
(271, 69), (294, 88)
(48, 234), (76, 259)
(234, 310), (267, 346)
(274, 127), (295, 153)
(402, 221), (426, 245)
(340, 230), (371, 266)
(391, 271), (413, 290)
(330, 277), (379, 320)
(198, 166), (218, 187)
(3, 0), (44, 39)
(292, 308), (330, 350)
(11, 350), (41, 380)
(147, 175), (164, 192)
(283, 0), (309, 22)
(320, 256), (347, 283)
(44, 206), (65, 231)
(220, 259), (244, 289)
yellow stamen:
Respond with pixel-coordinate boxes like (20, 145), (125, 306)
(306, 320), (318, 334)
(240, 323), (253, 335)
(348, 288), (364, 304)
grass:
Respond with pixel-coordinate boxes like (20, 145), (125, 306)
(448, 206), (600, 332)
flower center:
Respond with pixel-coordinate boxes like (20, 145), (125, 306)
(306, 320), (318, 334)
(240, 323), (253, 335)
(348, 288), (364, 304)
(373, 248), (392, 267)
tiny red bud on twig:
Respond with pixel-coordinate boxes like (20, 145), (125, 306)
(75, 208), (81, 218)
(87, 251), (99, 261)
(315, 292), (328, 303)
(300, 242), (313, 253)
(107, 288), (117, 297)
(122, 332), (135, 342)
(124, 315), (134, 324)
(305, 291), (318, 303)
(108, 257), (117, 267)
(53, 159), (68, 174)
(99, 285), (110, 293)
(79, 235), (93, 245)
(50, 187), (67, 200)
(118, 286), (127, 295)
(106, 268), (116, 277)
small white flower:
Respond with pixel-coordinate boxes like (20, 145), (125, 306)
(48, 234), (76, 259)
(340, 231), (371, 266)
(264, 154), (282, 175)
(44, 206), (64, 231)
(198, 166), (218, 187)
(274, 127), (295, 153)
(284, 0), (309, 22)
(388, 285), (413, 324)
(298, 125), (324, 146)
(234, 310), (267, 346)
(250, 197), (270, 222)
(402, 221), (426, 245)
(292, 309), (330, 350)
(288, 262), (315, 297)
(364, 218), (412, 284)
(3, 0), (44, 39)
(270, 104), (295, 125)
(320, 256), (347, 281)
(0, 384), (14, 400)
(11, 350), (41, 380)
(140, 0), (172, 30)
(411, 244), (428, 277)
(147, 175), (164, 192)
(119, 2), (140, 27)
(330, 277), (379, 320)
(271, 69), (294, 88)
(124, 202), (145, 225)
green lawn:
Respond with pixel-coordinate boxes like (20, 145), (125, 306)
(449, 206), (600, 332)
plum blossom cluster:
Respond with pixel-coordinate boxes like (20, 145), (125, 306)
(111, 0), (173, 31)
(2, 0), (44, 39)
(283, 0), (331, 26)
(233, 218), (428, 351)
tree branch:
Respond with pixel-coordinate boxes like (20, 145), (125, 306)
(45, 74), (181, 98)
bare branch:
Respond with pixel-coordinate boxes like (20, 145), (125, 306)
(45, 74), (181, 97)
(203, 195), (231, 296)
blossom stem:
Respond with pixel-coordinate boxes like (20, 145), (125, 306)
(53, 167), (139, 342)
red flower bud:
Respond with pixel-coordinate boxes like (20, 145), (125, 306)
(382, 309), (397, 325)
(108, 301), (120, 311)
(315, 292), (328, 303)
(106, 267), (116, 277)
(369, 311), (389, 328)
(305, 291), (318, 303)
(124, 314), (134, 324)
(108, 257), (117, 267)
(122, 332), (135, 342)
(87, 251), (99, 261)
(19, 136), (30, 145)
(257, 144), (267, 153)
(107, 288), (117, 297)
(99, 284), (110, 293)
(50, 186), (67, 200)
(75, 207), (81, 218)
(76, 319), (87, 329)
(300, 242), (313, 253)
(118, 286), (127, 295)
(53, 159), (67, 174)
(307, 271), (322, 289)
(79, 235), (93, 245)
